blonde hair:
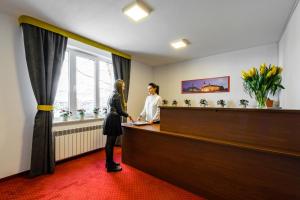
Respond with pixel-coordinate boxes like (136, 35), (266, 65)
(114, 79), (126, 110)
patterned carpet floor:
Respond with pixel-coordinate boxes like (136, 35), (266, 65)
(0, 148), (205, 200)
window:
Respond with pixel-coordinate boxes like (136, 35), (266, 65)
(76, 56), (95, 114)
(54, 52), (69, 118)
(54, 48), (115, 119)
(99, 60), (115, 109)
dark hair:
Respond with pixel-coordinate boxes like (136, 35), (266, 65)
(148, 83), (159, 95)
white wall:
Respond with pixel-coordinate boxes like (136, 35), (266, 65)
(279, 2), (300, 109)
(3, 1), (299, 178)
(0, 12), (154, 179)
(154, 44), (278, 108)
(127, 60), (154, 118)
(0, 13), (36, 179)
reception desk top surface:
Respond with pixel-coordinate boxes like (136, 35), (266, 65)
(160, 106), (300, 113)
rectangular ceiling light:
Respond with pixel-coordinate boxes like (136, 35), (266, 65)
(123, 1), (152, 22)
(171, 39), (189, 49)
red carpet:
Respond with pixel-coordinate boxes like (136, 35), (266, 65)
(0, 148), (205, 200)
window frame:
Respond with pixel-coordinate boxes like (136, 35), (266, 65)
(54, 47), (114, 119)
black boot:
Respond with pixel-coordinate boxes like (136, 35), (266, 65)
(105, 161), (120, 168)
(106, 163), (122, 172)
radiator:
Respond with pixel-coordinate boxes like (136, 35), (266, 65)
(52, 121), (106, 161)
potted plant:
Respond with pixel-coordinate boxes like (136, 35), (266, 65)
(93, 107), (100, 118)
(60, 109), (72, 121)
(162, 99), (168, 106)
(200, 99), (208, 107)
(242, 63), (284, 108)
(77, 109), (86, 120)
(240, 99), (249, 108)
(102, 107), (108, 115)
(217, 99), (226, 108)
(184, 99), (191, 107)
(172, 100), (178, 106)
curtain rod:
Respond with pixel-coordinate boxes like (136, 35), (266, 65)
(18, 15), (131, 60)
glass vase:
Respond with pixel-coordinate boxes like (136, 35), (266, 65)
(255, 92), (267, 108)
(80, 114), (84, 120)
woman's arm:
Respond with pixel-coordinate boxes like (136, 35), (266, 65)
(114, 95), (129, 117)
(152, 96), (162, 122)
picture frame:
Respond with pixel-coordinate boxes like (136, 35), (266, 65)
(181, 76), (230, 94)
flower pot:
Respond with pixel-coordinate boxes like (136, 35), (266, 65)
(61, 116), (68, 121)
(267, 90), (280, 108)
(266, 99), (273, 108)
(240, 104), (247, 108)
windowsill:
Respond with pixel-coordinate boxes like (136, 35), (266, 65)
(53, 116), (104, 127)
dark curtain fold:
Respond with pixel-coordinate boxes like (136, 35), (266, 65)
(21, 24), (68, 177)
(112, 54), (131, 104)
(112, 54), (131, 145)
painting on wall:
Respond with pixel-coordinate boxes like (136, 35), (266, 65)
(181, 76), (230, 94)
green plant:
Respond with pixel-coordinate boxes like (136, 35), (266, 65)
(102, 107), (108, 114)
(77, 109), (86, 116)
(240, 99), (249, 107)
(200, 99), (208, 106)
(242, 64), (284, 108)
(93, 107), (100, 115)
(162, 99), (168, 105)
(217, 99), (226, 107)
(172, 100), (178, 106)
(60, 109), (72, 118)
(184, 99), (191, 106)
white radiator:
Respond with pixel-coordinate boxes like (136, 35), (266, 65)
(52, 121), (106, 161)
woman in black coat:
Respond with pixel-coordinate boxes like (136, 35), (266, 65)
(103, 79), (133, 172)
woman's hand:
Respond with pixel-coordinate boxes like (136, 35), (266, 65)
(148, 120), (154, 124)
(128, 116), (134, 122)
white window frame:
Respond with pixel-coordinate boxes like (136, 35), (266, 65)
(55, 47), (113, 119)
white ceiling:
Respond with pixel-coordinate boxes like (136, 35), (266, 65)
(0, 0), (298, 66)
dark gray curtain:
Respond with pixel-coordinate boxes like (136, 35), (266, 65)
(21, 24), (68, 177)
(112, 54), (131, 103)
(112, 54), (131, 145)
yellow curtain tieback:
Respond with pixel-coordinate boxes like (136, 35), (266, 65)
(37, 105), (54, 111)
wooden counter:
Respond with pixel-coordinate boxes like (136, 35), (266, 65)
(161, 107), (300, 156)
(122, 107), (300, 200)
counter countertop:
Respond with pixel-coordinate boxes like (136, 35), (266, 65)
(160, 106), (300, 113)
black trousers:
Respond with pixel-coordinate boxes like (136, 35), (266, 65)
(105, 135), (118, 165)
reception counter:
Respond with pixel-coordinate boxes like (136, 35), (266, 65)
(122, 107), (300, 200)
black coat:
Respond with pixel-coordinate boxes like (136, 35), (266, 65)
(103, 91), (129, 136)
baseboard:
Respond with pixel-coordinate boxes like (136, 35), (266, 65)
(0, 148), (106, 182)
(56, 148), (104, 164)
(0, 170), (29, 183)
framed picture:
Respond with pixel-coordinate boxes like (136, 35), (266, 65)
(181, 76), (230, 94)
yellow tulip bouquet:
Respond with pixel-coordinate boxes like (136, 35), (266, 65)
(241, 63), (284, 108)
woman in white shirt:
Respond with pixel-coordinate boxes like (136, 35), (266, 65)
(137, 83), (162, 124)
